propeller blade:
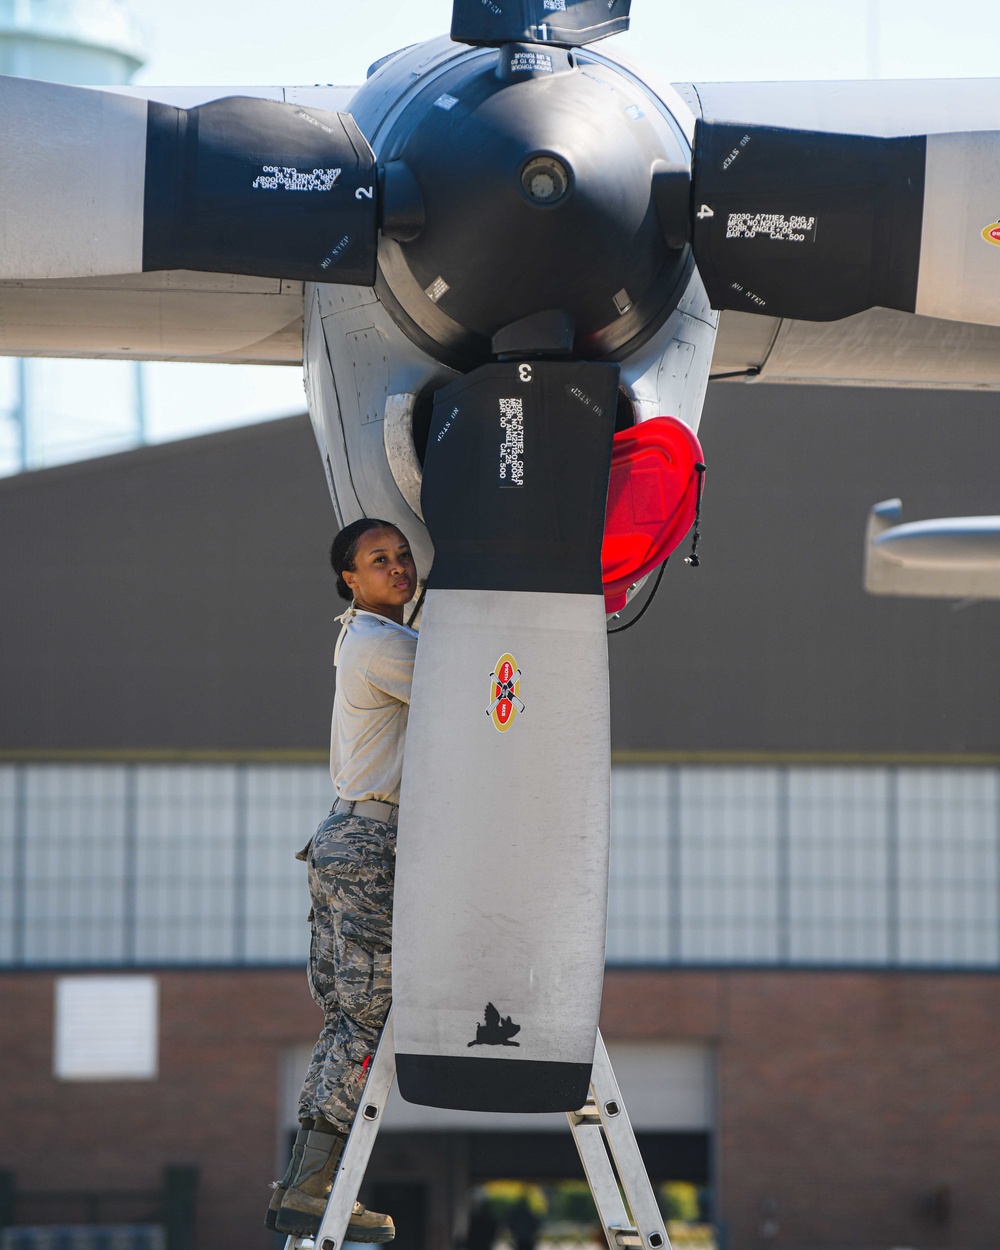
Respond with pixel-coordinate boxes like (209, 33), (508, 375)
(692, 119), (1000, 330)
(392, 359), (620, 1112)
(144, 97), (377, 283)
(0, 77), (377, 285)
(451, 0), (631, 48)
(691, 120), (925, 322)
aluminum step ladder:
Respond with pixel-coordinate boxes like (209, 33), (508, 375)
(284, 1009), (671, 1250)
(567, 1033), (669, 1250)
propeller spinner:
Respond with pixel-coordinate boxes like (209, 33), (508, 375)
(375, 39), (692, 366)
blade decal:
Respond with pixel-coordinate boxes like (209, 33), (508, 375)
(420, 361), (620, 595)
(692, 121), (926, 322)
(250, 166), (342, 191)
(498, 398), (526, 488)
(488, 654), (523, 730)
(723, 212), (818, 243)
(142, 98), (377, 284)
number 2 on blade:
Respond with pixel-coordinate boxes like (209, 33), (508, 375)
(519, 363), (533, 383)
(355, 186), (374, 200)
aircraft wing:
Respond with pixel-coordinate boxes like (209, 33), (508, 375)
(680, 77), (1000, 389)
(709, 307), (1000, 390)
(0, 83), (359, 366)
(0, 271), (305, 365)
(865, 499), (1000, 598)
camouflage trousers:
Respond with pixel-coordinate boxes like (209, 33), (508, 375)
(296, 809), (395, 1133)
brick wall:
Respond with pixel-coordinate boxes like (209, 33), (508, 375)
(602, 969), (1000, 1250)
(1, 968), (997, 1250)
(0, 970), (319, 1250)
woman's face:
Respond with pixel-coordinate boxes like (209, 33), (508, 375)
(343, 526), (417, 618)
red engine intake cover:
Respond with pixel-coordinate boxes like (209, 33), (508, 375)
(601, 416), (705, 613)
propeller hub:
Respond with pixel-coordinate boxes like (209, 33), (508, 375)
(373, 46), (691, 368)
(520, 155), (571, 205)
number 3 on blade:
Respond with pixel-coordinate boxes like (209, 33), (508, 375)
(519, 363), (533, 382)
(355, 186), (374, 200)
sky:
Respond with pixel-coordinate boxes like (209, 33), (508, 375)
(4, 0), (998, 472)
(125, 0), (1000, 87)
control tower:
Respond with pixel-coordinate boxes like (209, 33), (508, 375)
(0, 0), (144, 83)
(0, 0), (148, 471)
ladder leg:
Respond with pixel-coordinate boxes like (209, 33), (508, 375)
(566, 1030), (671, 1250)
(285, 1007), (397, 1250)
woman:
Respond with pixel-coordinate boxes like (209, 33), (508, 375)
(269, 517), (419, 1243)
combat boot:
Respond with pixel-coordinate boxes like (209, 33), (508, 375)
(347, 1201), (395, 1243)
(264, 1123), (310, 1230)
(275, 1126), (345, 1236)
(274, 1125), (395, 1242)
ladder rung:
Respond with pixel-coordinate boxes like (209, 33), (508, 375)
(570, 1106), (602, 1123)
(612, 1230), (642, 1247)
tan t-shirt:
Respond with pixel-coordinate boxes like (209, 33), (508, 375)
(329, 608), (418, 805)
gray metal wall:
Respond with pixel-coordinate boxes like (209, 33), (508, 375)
(0, 417), (338, 751)
(2, 386), (999, 754)
(611, 382), (1000, 755)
